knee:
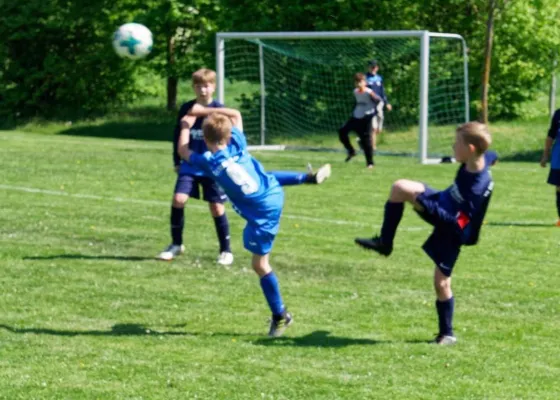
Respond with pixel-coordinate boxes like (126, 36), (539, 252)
(172, 193), (188, 208)
(389, 180), (409, 201)
(434, 275), (452, 300)
(209, 202), (225, 217)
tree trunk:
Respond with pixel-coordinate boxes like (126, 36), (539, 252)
(166, 33), (177, 111)
(480, 0), (497, 124)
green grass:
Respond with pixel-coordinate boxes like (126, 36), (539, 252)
(1, 129), (559, 399)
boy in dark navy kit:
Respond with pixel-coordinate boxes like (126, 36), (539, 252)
(540, 108), (560, 225)
(157, 68), (233, 265)
(355, 122), (497, 345)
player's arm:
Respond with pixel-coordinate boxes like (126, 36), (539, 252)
(413, 195), (465, 235)
(379, 83), (392, 111)
(188, 104), (244, 132)
(541, 110), (560, 167)
(177, 115), (197, 161)
(366, 88), (382, 102)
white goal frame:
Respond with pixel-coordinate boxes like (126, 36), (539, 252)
(216, 30), (469, 164)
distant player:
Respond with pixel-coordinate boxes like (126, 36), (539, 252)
(156, 69), (233, 265)
(540, 108), (560, 225)
(366, 60), (392, 152)
(180, 104), (331, 337)
(355, 122), (497, 345)
(338, 73), (381, 169)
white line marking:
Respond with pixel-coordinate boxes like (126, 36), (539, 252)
(0, 183), (425, 230)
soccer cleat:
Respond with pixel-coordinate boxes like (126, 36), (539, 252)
(354, 236), (392, 256)
(366, 164), (374, 169)
(432, 334), (457, 345)
(345, 150), (357, 162)
(268, 312), (293, 337)
(156, 244), (185, 261)
(217, 251), (234, 266)
(556, 220), (560, 227)
(306, 163), (332, 184)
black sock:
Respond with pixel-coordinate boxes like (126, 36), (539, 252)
(436, 297), (455, 336)
(380, 201), (404, 246)
(213, 214), (231, 253)
(556, 192), (560, 218)
(170, 206), (184, 246)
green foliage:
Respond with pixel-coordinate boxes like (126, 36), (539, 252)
(0, 0), (149, 120)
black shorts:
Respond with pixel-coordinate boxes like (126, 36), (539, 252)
(416, 185), (462, 276)
(547, 169), (560, 186)
(174, 174), (227, 203)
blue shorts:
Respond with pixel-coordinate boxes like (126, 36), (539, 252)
(416, 185), (462, 276)
(174, 174), (226, 203)
(547, 169), (560, 186)
(242, 212), (282, 256)
(422, 231), (461, 277)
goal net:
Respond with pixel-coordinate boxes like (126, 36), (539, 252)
(216, 31), (469, 163)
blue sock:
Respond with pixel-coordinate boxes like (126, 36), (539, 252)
(380, 201), (404, 246)
(556, 192), (560, 218)
(213, 214), (231, 253)
(260, 272), (285, 317)
(270, 171), (308, 186)
(436, 297), (455, 336)
(170, 206), (184, 245)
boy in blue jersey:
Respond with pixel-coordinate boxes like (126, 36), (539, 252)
(157, 69), (233, 265)
(366, 60), (392, 152)
(180, 105), (331, 337)
(355, 122), (497, 345)
(540, 108), (560, 226)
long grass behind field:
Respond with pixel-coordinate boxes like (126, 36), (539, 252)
(1, 130), (559, 399)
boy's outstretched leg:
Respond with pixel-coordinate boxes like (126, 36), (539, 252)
(270, 164), (331, 186)
(355, 179), (426, 255)
(432, 267), (456, 345)
(252, 253), (292, 337)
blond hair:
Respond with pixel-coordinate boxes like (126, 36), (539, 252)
(203, 113), (232, 145)
(457, 122), (492, 155)
(192, 68), (216, 85)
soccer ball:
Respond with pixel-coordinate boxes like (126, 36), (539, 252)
(112, 23), (153, 60)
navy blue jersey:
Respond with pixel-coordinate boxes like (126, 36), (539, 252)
(365, 72), (388, 104)
(172, 99), (224, 176)
(417, 152), (495, 246)
(189, 127), (284, 233)
(548, 109), (560, 169)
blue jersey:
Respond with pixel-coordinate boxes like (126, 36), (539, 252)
(548, 109), (560, 169)
(365, 72), (388, 104)
(172, 99), (224, 176)
(189, 127), (284, 233)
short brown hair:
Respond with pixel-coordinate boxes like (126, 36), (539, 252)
(192, 68), (216, 85)
(203, 113), (232, 145)
(457, 121), (492, 155)
(354, 72), (366, 83)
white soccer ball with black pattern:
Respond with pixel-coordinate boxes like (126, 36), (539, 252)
(112, 23), (153, 60)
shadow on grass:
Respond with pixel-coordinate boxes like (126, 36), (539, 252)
(253, 330), (390, 347)
(0, 323), (188, 336)
(58, 121), (174, 142)
(24, 254), (155, 261)
(500, 150), (541, 163)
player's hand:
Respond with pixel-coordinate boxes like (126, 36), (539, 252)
(386, 104), (393, 111)
(540, 154), (548, 168)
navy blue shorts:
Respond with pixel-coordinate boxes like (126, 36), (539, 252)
(174, 174), (227, 203)
(422, 231), (461, 277)
(416, 185), (462, 276)
(547, 169), (560, 186)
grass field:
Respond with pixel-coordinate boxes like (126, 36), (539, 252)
(1, 129), (559, 399)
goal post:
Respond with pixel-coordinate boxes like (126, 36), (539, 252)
(216, 30), (469, 163)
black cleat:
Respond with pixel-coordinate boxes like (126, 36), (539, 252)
(354, 236), (392, 256)
(345, 151), (357, 162)
(268, 311), (293, 337)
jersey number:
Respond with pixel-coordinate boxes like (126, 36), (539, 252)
(225, 163), (259, 195)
